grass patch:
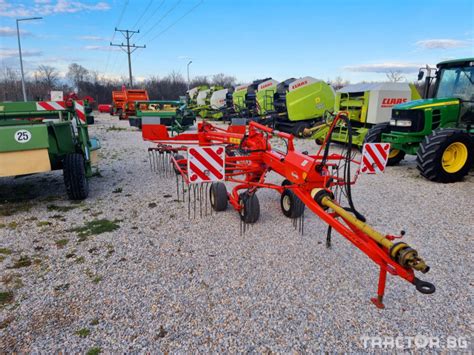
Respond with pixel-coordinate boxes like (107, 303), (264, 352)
(0, 291), (14, 306)
(92, 170), (103, 178)
(92, 276), (102, 284)
(112, 187), (123, 193)
(0, 202), (33, 216)
(75, 328), (91, 337)
(10, 255), (31, 269)
(37, 221), (52, 227)
(75, 256), (85, 264)
(47, 204), (78, 212)
(55, 239), (69, 248)
(69, 219), (121, 238)
(90, 318), (100, 326)
(86, 347), (101, 355)
(0, 248), (13, 255)
(8, 221), (18, 229)
(0, 223), (5, 228)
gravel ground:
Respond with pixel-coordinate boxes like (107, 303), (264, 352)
(1, 113), (472, 352)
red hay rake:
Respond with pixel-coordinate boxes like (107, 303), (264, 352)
(146, 114), (435, 308)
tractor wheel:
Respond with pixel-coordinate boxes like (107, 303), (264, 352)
(173, 154), (185, 175)
(239, 191), (260, 223)
(210, 182), (228, 211)
(117, 109), (124, 120)
(364, 123), (406, 166)
(416, 128), (473, 183)
(63, 153), (89, 200)
(280, 189), (304, 218)
(315, 138), (324, 145)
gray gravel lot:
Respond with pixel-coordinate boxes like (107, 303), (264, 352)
(1, 113), (472, 352)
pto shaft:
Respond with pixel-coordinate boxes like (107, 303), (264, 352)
(312, 189), (430, 273)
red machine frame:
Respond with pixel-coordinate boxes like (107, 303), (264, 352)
(146, 114), (435, 308)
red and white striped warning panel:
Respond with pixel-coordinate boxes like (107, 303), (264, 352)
(74, 100), (86, 123)
(187, 146), (225, 183)
(36, 101), (66, 111)
(361, 143), (390, 174)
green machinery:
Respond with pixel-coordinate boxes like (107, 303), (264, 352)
(0, 100), (100, 199)
(225, 77), (335, 136)
(270, 77), (336, 136)
(131, 100), (196, 134)
(194, 85), (225, 119)
(308, 83), (421, 146)
(365, 58), (474, 182)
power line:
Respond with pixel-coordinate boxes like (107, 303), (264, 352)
(104, 0), (129, 74)
(132, 0), (154, 30)
(148, 0), (203, 43)
(136, 0), (183, 42)
(136, 0), (166, 33)
(110, 28), (146, 87)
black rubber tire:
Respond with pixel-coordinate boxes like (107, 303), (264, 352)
(315, 138), (324, 145)
(293, 122), (310, 138)
(364, 123), (406, 166)
(63, 153), (89, 200)
(281, 179), (292, 187)
(416, 128), (473, 183)
(210, 182), (228, 211)
(280, 189), (304, 218)
(117, 109), (124, 120)
(86, 115), (94, 125)
(239, 191), (260, 223)
(173, 154), (185, 175)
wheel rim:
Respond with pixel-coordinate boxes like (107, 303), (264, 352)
(442, 142), (468, 173)
(388, 149), (400, 159)
(282, 195), (291, 212)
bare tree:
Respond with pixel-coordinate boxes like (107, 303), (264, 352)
(386, 70), (405, 82)
(329, 76), (349, 90)
(36, 65), (59, 91)
(211, 73), (236, 88)
(67, 63), (89, 89)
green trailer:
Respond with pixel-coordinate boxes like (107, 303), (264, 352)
(0, 100), (100, 199)
(365, 58), (474, 182)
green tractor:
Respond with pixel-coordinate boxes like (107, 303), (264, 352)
(365, 58), (474, 182)
(0, 100), (100, 199)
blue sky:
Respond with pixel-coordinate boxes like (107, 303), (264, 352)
(1, 0), (473, 84)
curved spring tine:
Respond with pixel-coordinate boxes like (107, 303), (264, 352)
(188, 183), (191, 219)
(148, 150), (153, 171)
(204, 183), (208, 216)
(193, 184), (197, 219)
(199, 184), (203, 218)
(176, 174), (180, 202)
(182, 177), (185, 203)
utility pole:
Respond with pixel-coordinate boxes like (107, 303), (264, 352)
(110, 28), (145, 87)
(187, 60), (192, 91)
